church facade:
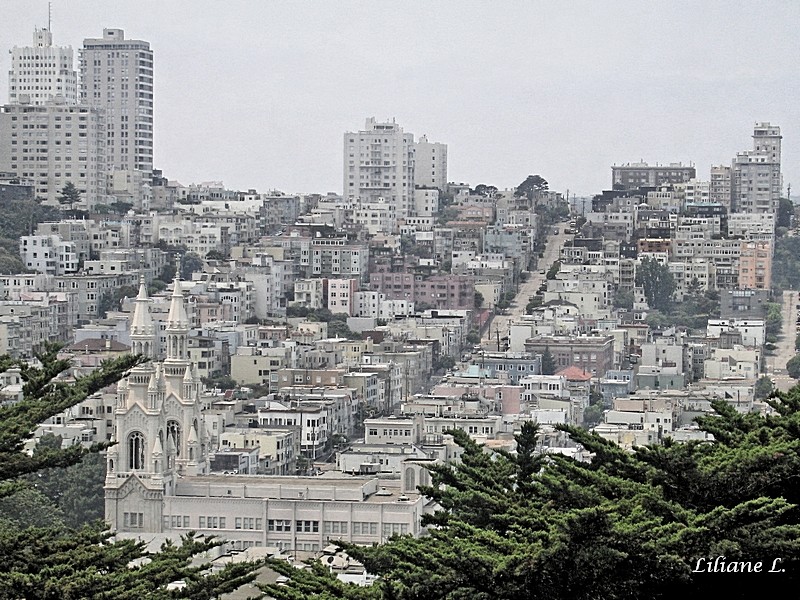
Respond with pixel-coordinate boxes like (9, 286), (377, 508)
(105, 279), (428, 551)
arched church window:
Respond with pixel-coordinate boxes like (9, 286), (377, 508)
(128, 431), (145, 470)
(167, 420), (181, 457)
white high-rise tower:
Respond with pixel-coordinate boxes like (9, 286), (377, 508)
(80, 29), (154, 175)
(731, 122), (782, 214)
(344, 118), (415, 217)
(8, 27), (77, 105)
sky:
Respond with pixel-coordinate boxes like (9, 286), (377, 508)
(1, 1), (798, 198)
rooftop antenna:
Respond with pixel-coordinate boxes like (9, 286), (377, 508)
(48, 2), (52, 32)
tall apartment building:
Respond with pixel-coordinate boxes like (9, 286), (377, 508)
(80, 29), (154, 175)
(0, 100), (106, 208)
(611, 162), (696, 190)
(709, 165), (732, 212)
(344, 118), (415, 217)
(738, 241), (772, 290)
(414, 134), (447, 191)
(8, 28), (77, 106)
(731, 123), (782, 214)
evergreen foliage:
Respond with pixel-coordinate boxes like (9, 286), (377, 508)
(541, 346), (556, 375)
(0, 344), (261, 598)
(772, 234), (800, 290)
(265, 394), (800, 599)
(787, 354), (800, 379)
(57, 181), (81, 212)
(636, 256), (675, 311)
(514, 175), (549, 199)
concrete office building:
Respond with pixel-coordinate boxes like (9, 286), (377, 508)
(344, 118), (415, 217)
(80, 29), (154, 175)
(8, 28), (77, 106)
(0, 100), (107, 208)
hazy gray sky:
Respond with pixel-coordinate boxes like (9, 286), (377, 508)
(2, 1), (798, 197)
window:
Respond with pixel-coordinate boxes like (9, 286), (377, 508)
(167, 420), (181, 457)
(324, 521), (348, 535)
(124, 512), (143, 528)
(382, 523), (408, 536)
(296, 520), (319, 533)
(128, 431), (145, 470)
(268, 519), (292, 532)
(352, 521), (378, 535)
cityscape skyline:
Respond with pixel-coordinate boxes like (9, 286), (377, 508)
(1, 0), (798, 198)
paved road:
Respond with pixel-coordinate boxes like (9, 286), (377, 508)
(482, 226), (572, 350)
(769, 289), (798, 393)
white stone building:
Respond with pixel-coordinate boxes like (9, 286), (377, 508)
(344, 118), (415, 217)
(8, 27), (77, 106)
(731, 122), (782, 214)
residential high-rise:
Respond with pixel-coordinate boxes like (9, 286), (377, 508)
(611, 162), (696, 190)
(709, 165), (732, 212)
(80, 29), (154, 175)
(731, 123), (782, 214)
(0, 99), (107, 208)
(413, 134), (447, 191)
(344, 118), (415, 217)
(8, 28), (77, 106)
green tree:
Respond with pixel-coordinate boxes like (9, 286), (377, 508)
(57, 181), (81, 214)
(636, 256), (675, 311)
(787, 354), (800, 379)
(541, 346), (556, 375)
(328, 318), (361, 340)
(159, 263), (177, 283)
(0, 487), (66, 530)
(0, 345), (260, 598)
(765, 302), (783, 338)
(109, 200), (133, 216)
(265, 392), (800, 599)
(613, 288), (634, 310)
(777, 197), (794, 229)
(754, 376), (775, 400)
(546, 260), (560, 280)
(0, 248), (27, 274)
(465, 330), (481, 345)
(525, 295), (543, 314)
(180, 252), (204, 280)
(471, 184), (498, 197)
(205, 249), (226, 260)
(514, 174), (549, 199)
(21, 433), (107, 528)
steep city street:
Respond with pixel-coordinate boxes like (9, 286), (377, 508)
(482, 226), (572, 349)
(769, 289), (798, 392)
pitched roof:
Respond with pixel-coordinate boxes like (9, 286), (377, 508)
(65, 338), (131, 352)
(556, 366), (592, 381)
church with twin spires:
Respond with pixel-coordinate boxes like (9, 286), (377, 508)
(103, 278), (425, 549)
(104, 277), (211, 532)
